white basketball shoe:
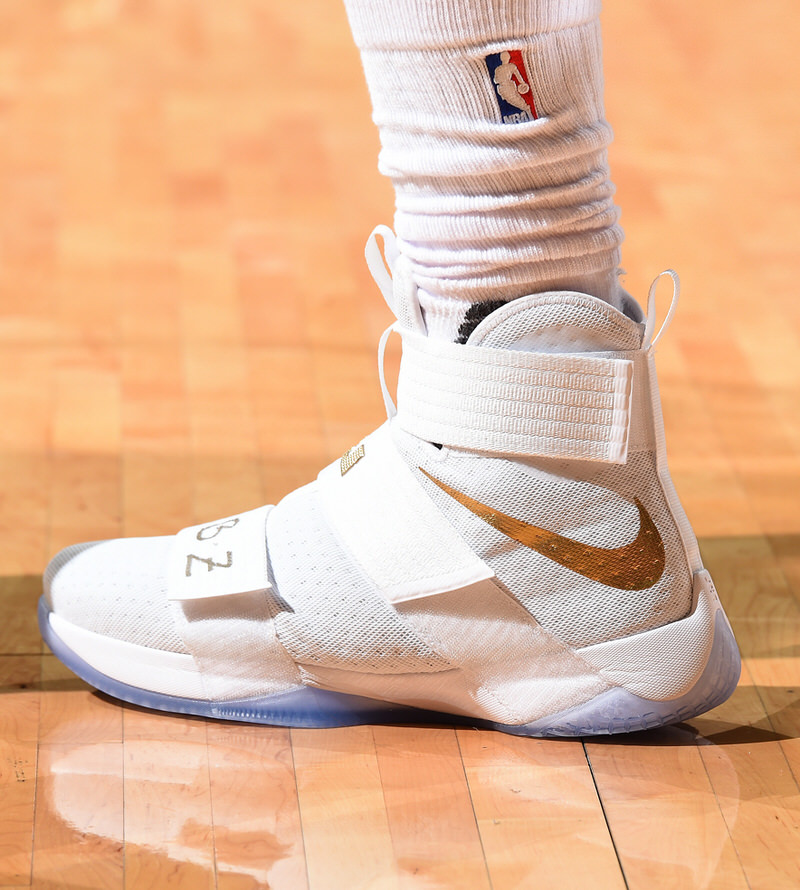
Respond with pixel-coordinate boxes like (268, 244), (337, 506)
(40, 229), (740, 736)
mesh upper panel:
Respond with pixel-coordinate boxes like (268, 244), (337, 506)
(268, 483), (450, 675)
(394, 427), (692, 648)
(45, 536), (189, 654)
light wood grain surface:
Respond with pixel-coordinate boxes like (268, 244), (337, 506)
(1, 0), (799, 887)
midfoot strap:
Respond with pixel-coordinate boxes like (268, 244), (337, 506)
(395, 328), (635, 463)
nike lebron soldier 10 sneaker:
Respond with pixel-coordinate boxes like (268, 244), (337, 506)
(40, 228), (740, 736)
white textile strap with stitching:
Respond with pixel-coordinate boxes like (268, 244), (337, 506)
(168, 506), (272, 601)
(392, 327), (635, 464)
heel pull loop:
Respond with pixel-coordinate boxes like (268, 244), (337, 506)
(377, 323), (398, 419)
(644, 270), (680, 349)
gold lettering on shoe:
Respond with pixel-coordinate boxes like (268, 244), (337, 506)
(340, 443), (365, 476)
(419, 468), (665, 590)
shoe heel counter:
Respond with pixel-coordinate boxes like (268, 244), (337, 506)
(577, 569), (740, 703)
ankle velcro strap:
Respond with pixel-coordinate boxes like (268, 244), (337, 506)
(395, 328), (634, 463)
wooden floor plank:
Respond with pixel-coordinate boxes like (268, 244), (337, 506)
(0, 454), (51, 581)
(206, 724), (308, 890)
(586, 726), (750, 890)
(30, 741), (124, 890)
(121, 711), (215, 890)
(291, 726), (399, 890)
(31, 659), (123, 890)
(691, 665), (800, 890)
(373, 726), (491, 889)
(0, 657), (40, 887)
(459, 731), (626, 890)
(0, 578), (43, 657)
(0, 348), (51, 582)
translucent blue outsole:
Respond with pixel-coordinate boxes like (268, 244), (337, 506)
(38, 596), (740, 737)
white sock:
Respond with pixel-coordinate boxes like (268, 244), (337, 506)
(343, 0), (624, 339)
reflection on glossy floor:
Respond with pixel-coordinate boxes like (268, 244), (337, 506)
(1, 0), (799, 888)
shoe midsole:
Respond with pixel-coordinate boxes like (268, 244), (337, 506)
(40, 569), (734, 714)
(47, 609), (207, 699)
(39, 594), (740, 736)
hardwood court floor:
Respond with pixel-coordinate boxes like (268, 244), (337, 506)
(1, 0), (799, 887)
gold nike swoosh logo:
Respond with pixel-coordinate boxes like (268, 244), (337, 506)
(419, 468), (665, 590)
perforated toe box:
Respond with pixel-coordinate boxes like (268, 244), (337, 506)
(44, 537), (189, 654)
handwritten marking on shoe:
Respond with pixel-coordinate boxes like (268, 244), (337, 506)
(185, 552), (233, 577)
(185, 518), (239, 576)
(419, 469), (665, 590)
(196, 517), (239, 540)
(172, 508), (274, 601)
(340, 443), (365, 476)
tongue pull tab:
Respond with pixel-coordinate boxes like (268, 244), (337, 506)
(364, 224), (397, 307)
(366, 226), (428, 420)
(464, 291), (646, 354)
(364, 226), (426, 334)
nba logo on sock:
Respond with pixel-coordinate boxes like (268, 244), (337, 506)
(485, 50), (538, 124)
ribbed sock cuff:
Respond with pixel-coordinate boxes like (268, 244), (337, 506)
(345, 0), (602, 49)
